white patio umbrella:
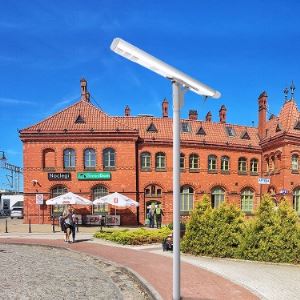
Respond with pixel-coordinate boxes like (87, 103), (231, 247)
(46, 192), (92, 205)
(94, 192), (139, 216)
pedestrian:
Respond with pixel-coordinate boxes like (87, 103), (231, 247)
(155, 204), (164, 228)
(71, 208), (77, 243)
(59, 214), (65, 232)
(62, 207), (73, 243)
(148, 205), (156, 228)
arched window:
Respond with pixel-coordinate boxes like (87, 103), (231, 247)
(103, 148), (115, 169)
(84, 148), (96, 169)
(43, 148), (56, 169)
(180, 153), (185, 170)
(221, 156), (229, 172)
(211, 187), (225, 208)
(63, 148), (75, 169)
(293, 188), (300, 215)
(155, 152), (166, 170)
(141, 152), (151, 170)
(180, 186), (194, 212)
(291, 154), (299, 171)
(250, 158), (258, 173)
(208, 155), (217, 171)
(241, 188), (254, 213)
(238, 157), (247, 173)
(189, 154), (199, 170)
(144, 184), (162, 197)
(92, 185), (109, 214)
(51, 185), (67, 198)
(270, 156), (275, 171)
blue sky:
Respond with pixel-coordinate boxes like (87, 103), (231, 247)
(1, 0), (300, 188)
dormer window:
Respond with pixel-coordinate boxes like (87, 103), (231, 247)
(75, 114), (85, 124)
(276, 123), (282, 132)
(294, 120), (300, 130)
(226, 126), (235, 137)
(147, 122), (158, 132)
(181, 122), (191, 133)
(196, 126), (206, 135)
(241, 131), (250, 140)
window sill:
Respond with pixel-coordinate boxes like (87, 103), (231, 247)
(221, 170), (230, 175)
(84, 167), (96, 171)
(104, 167), (116, 171)
(155, 168), (166, 172)
(180, 211), (191, 216)
(189, 169), (200, 173)
(250, 172), (258, 176)
(291, 170), (299, 174)
(238, 171), (247, 175)
(141, 168), (152, 172)
(208, 170), (218, 174)
(64, 167), (75, 171)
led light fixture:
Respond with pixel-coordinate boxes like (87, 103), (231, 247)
(111, 38), (221, 99)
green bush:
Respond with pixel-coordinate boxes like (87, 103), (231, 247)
(238, 195), (300, 263)
(93, 227), (172, 245)
(181, 194), (244, 258)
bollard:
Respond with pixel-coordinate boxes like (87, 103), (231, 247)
(5, 219), (8, 233)
(28, 219), (32, 233)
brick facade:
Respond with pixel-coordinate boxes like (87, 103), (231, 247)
(19, 80), (300, 225)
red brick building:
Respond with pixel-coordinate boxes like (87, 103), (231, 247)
(19, 79), (300, 225)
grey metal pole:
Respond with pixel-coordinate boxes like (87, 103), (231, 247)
(172, 81), (181, 300)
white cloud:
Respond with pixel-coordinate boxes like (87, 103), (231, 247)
(0, 97), (35, 105)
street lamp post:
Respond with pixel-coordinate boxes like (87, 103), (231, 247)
(110, 38), (220, 300)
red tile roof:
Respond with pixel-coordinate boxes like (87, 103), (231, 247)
(264, 99), (300, 139)
(20, 100), (135, 133)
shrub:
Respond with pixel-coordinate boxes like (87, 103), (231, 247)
(238, 194), (300, 263)
(93, 227), (172, 245)
(181, 194), (244, 258)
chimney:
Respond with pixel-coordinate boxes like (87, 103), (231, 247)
(219, 105), (227, 123)
(206, 111), (212, 122)
(189, 110), (198, 120)
(80, 78), (90, 102)
(125, 105), (130, 116)
(162, 98), (168, 118)
(258, 91), (267, 139)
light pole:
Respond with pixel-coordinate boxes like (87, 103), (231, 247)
(110, 38), (220, 300)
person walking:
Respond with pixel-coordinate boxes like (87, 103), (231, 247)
(155, 204), (164, 228)
(62, 207), (73, 243)
(148, 205), (156, 228)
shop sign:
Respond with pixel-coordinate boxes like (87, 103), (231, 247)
(77, 172), (111, 180)
(48, 173), (71, 181)
(258, 178), (270, 185)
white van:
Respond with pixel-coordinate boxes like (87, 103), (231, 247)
(10, 207), (23, 219)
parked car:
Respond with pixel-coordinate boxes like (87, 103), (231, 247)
(10, 207), (23, 219)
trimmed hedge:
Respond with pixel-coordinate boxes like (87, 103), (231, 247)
(93, 227), (172, 245)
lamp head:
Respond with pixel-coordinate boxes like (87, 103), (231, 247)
(110, 37), (221, 99)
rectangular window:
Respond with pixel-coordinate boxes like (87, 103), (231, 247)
(181, 122), (190, 133)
